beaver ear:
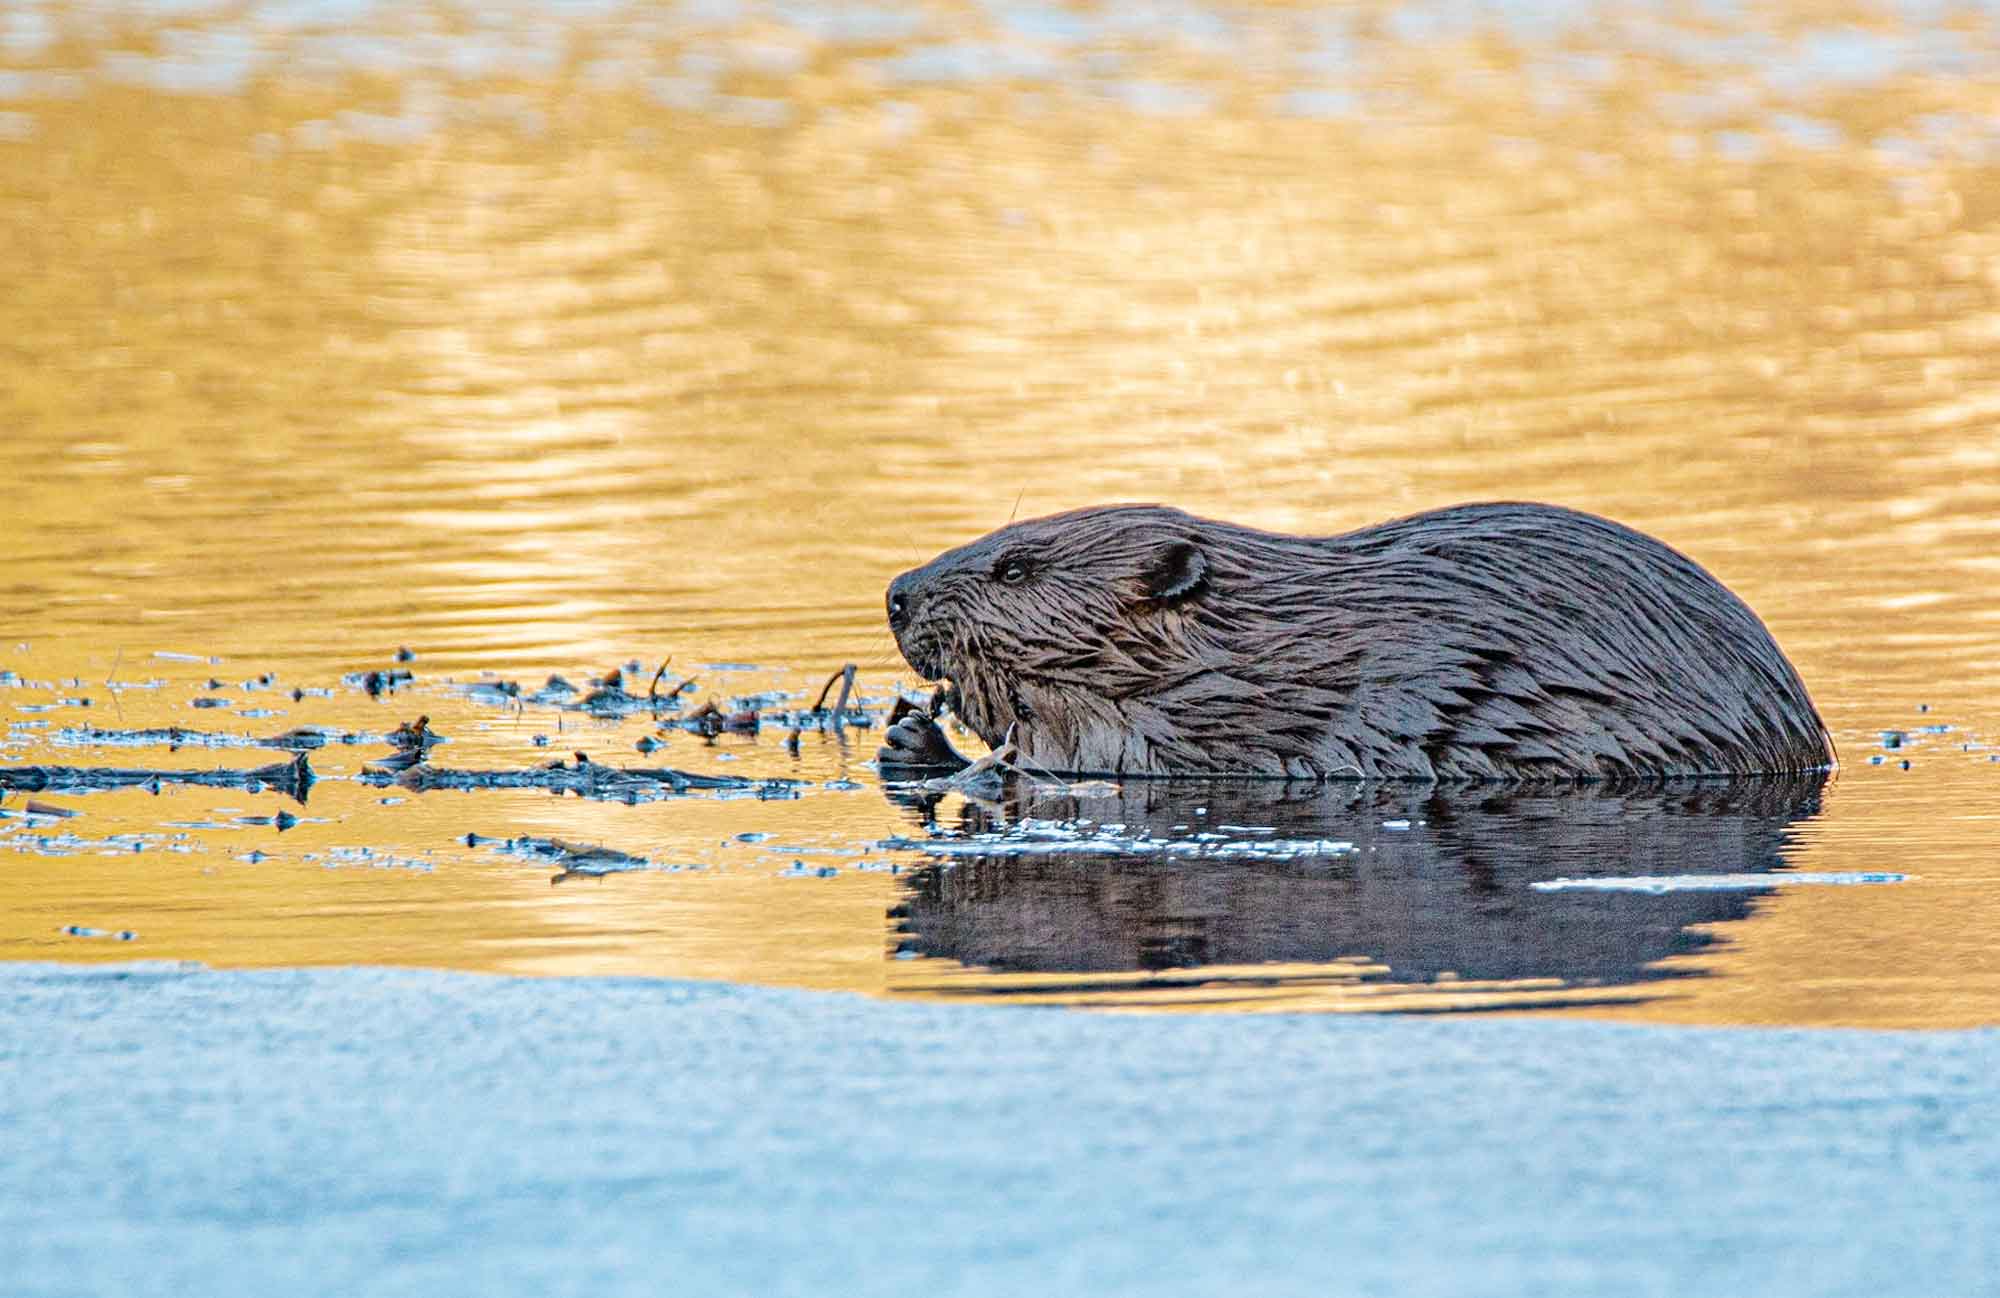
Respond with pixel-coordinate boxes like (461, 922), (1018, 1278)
(1144, 540), (1208, 606)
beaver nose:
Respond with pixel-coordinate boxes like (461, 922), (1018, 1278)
(887, 572), (917, 630)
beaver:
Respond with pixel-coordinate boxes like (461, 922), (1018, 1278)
(878, 502), (1831, 780)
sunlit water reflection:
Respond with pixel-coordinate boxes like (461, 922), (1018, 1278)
(3, 0), (1999, 1024)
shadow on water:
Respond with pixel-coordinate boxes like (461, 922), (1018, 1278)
(882, 773), (1829, 1010)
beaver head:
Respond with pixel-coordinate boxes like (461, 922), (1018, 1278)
(887, 506), (1228, 763)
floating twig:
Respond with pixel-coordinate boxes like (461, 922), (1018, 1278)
(681, 701), (760, 737)
(644, 657), (697, 713)
(809, 666), (848, 714)
(919, 724), (1020, 799)
(366, 715), (442, 773)
(105, 647), (124, 725)
(831, 664), (856, 731)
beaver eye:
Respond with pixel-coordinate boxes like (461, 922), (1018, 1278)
(997, 558), (1031, 585)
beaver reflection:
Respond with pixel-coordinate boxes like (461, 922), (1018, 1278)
(888, 775), (1826, 989)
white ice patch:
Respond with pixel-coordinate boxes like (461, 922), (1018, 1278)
(1531, 872), (1912, 894)
(890, 820), (1358, 861)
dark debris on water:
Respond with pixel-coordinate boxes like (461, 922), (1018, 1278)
(60, 925), (137, 941)
(454, 666), (700, 719)
(364, 715), (444, 774)
(447, 663), (878, 740)
(236, 810), (301, 831)
(464, 832), (656, 883)
(344, 668), (415, 698)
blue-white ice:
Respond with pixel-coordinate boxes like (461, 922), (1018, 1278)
(2, 962), (1995, 1298)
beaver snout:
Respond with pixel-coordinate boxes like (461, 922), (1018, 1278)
(886, 569), (947, 680)
(886, 570), (919, 632)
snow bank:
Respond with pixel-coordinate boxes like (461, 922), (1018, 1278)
(2, 963), (1994, 1297)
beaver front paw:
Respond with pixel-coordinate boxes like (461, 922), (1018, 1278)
(876, 710), (972, 773)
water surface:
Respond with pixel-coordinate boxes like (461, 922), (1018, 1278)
(4, 0), (1999, 1025)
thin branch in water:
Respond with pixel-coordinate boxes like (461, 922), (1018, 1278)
(921, 724), (1019, 797)
(105, 646), (124, 725)
(810, 663), (856, 715)
(999, 733), (1066, 785)
(831, 664), (856, 731)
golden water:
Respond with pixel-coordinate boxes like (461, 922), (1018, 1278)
(3, 0), (1998, 1026)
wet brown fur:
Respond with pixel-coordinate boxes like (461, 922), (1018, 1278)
(886, 503), (1832, 780)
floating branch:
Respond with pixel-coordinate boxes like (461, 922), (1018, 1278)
(359, 754), (801, 802)
(0, 753), (315, 803)
(41, 724), (368, 752)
